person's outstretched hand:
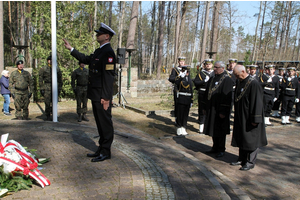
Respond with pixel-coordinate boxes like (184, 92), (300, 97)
(63, 38), (72, 50)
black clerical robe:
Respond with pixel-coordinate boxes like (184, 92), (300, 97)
(203, 71), (233, 137)
(231, 76), (268, 150)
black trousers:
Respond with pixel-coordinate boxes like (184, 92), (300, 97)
(272, 94), (282, 110)
(176, 103), (190, 127)
(296, 102), (300, 117)
(237, 148), (259, 167)
(173, 89), (178, 118)
(264, 93), (275, 117)
(281, 95), (295, 116)
(198, 91), (206, 124)
(92, 100), (114, 156)
(212, 135), (226, 153)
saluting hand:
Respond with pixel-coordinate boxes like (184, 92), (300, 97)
(62, 38), (72, 50)
(101, 99), (110, 111)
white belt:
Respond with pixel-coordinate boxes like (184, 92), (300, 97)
(264, 87), (275, 91)
(286, 88), (295, 91)
(178, 92), (192, 96)
(199, 88), (206, 91)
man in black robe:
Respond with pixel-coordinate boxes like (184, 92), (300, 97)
(203, 61), (233, 158)
(231, 65), (267, 171)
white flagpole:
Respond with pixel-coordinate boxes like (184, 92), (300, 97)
(51, 1), (58, 122)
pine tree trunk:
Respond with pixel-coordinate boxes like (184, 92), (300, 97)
(200, 1), (210, 63)
(156, 1), (165, 79)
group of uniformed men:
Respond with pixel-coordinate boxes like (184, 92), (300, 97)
(169, 56), (300, 137)
(169, 56), (300, 170)
(8, 57), (89, 122)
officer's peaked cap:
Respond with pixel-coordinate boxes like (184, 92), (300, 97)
(95, 23), (116, 36)
(265, 64), (275, 69)
(287, 67), (296, 71)
(178, 57), (186, 61)
(204, 59), (213, 64)
(16, 60), (23, 65)
(229, 58), (237, 63)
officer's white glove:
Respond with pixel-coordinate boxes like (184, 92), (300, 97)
(267, 77), (272, 82)
(179, 72), (184, 78)
(288, 77), (292, 81)
(273, 98), (277, 102)
(205, 76), (209, 82)
(190, 103), (193, 108)
(295, 98), (299, 103)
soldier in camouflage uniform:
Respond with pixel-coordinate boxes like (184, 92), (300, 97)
(71, 61), (89, 122)
(9, 60), (34, 120)
(39, 56), (63, 121)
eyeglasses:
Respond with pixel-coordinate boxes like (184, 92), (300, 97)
(214, 66), (221, 69)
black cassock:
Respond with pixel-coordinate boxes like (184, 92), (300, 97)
(203, 71), (233, 137)
(231, 75), (267, 150)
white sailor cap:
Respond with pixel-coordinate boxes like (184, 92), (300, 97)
(229, 58), (237, 63)
(95, 22), (116, 36)
(278, 67), (286, 71)
(287, 67), (296, 71)
(265, 64), (276, 69)
(178, 57), (186, 61)
(247, 65), (258, 69)
(204, 59), (213, 64)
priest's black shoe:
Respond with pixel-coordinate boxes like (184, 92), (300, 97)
(91, 154), (111, 162)
(87, 152), (100, 157)
(216, 152), (225, 158)
(205, 149), (218, 154)
(239, 165), (254, 171)
(230, 161), (242, 166)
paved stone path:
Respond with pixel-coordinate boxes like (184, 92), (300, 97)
(1, 103), (300, 199)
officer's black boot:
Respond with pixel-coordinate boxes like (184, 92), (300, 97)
(78, 113), (82, 122)
(82, 113), (89, 121)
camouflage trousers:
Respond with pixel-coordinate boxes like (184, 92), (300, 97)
(14, 91), (30, 118)
(75, 86), (88, 114)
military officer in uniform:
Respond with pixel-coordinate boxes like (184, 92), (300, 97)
(193, 59), (214, 133)
(272, 67), (286, 118)
(71, 61), (89, 122)
(175, 65), (193, 136)
(169, 57), (186, 125)
(9, 60), (34, 120)
(280, 67), (299, 124)
(63, 22), (116, 162)
(248, 65), (259, 81)
(259, 64), (279, 126)
(227, 58), (237, 85)
(39, 56), (63, 121)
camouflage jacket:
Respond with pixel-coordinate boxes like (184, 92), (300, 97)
(71, 67), (89, 90)
(9, 69), (34, 94)
(39, 65), (63, 91)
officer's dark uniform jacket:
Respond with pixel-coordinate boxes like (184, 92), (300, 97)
(70, 43), (116, 101)
(281, 76), (300, 98)
(194, 69), (214, 93)
(226, 70), (237, 91)
(259, 73), (280, 99)
(169, 66), (181, 93)
(175, 74), (193, 105)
